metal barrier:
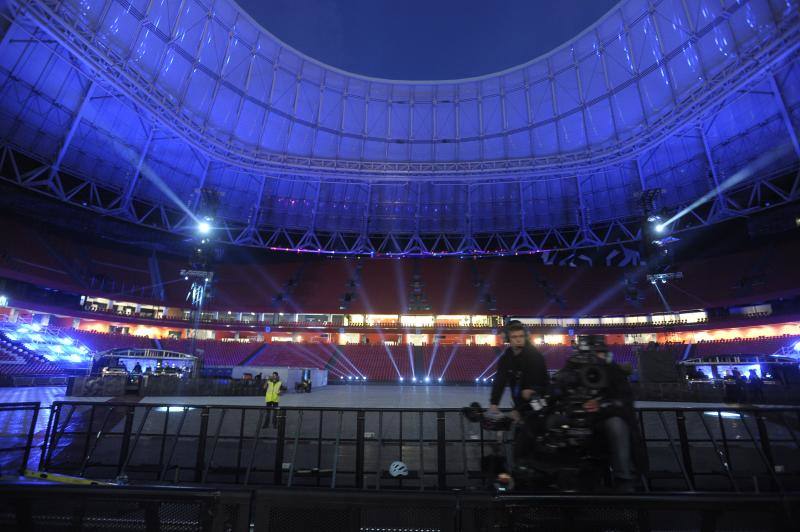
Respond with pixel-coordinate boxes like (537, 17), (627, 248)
(35, 401), (800, 492)
(0, 482), (251, 531)
(0, 483), (796, 531)
(0, 402), (40, 476)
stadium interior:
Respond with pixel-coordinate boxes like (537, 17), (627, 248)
(1, 0), (800, 529)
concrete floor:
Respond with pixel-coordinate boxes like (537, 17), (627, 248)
(0, 384), (789, 410)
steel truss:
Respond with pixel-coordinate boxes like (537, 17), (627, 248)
(2, 144), (798, 257)
(7, 0), (800, 180)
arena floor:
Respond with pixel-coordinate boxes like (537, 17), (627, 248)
(1, 384), (508, 409)
(0, 383), (791, 410)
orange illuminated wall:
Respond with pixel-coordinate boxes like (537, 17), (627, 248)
(657, 322), (800, 343)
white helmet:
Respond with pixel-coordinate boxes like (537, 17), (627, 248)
(388, 461), (409, 477)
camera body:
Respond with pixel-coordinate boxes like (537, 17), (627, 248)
(463, 335), (616, 490)
(536, 348), (610, 451)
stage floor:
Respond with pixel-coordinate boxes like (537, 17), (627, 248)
(0, 384), (787, 410)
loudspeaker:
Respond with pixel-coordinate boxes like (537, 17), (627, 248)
(638, 350), (679, 383)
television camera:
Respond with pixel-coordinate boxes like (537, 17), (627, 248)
(462, 335), (622, 490)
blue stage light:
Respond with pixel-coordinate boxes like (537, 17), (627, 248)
(794, 341), (800, 352)
(424, 376), (430, 383)
(197, 220), (211, 234)
(399, 377), (404, 382)
(438, 377), (443, 383)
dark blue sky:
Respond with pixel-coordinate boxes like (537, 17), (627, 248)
(237, 0), (619, 80)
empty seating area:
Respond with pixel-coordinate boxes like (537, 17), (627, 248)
(430, 344), (501, 382)
(3, 218), (800, 318)
(248, 342), (333, 369)
(0, 333), (63, 375)
(325, 344), (413, 381)
(693, 335), (800, 357)
(159, 338), (260, 366)
(68, 329), (154, 352)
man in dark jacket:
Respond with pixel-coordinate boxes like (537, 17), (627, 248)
(488, 320), (548, 469)
(488, 321), (549, 421)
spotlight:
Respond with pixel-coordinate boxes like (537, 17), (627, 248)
(437, 377), (442, 383)
(424, 376), (430, 383)
(794, 341), (800, 353)
(363, 377), (367, 381)
(482, 378), (487, 383)
(347, 376), (352, 380)
(197, 221), (211, 235)
(412, 377), (417, 382)
(654, 224), (665, 233)
(399, 377), (404, 382)
(475, 378), (479, 383)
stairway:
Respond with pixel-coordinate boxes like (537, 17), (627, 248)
(412, 345), (425, 381)
(241, 343), (270, 366)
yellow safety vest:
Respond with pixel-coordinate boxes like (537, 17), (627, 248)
(264, 380), (282, 403)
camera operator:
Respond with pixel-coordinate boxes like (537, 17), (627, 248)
(569, 338), (644, 490)
(488, 321), (549, 457)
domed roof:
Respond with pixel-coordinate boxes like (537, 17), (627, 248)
(0, 0), (798, 255)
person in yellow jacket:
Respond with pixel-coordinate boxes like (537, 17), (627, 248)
(262, 372), (283, 428)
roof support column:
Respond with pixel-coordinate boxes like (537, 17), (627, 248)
(768, 72), (800, 159)
(635, 157), (647, 191)
(699, 125), (727, 213)
(44, 80), (96, 187)
(120, 126), (156, 213)
(190, 159), (211, 213)
(248, 174), (268, 235)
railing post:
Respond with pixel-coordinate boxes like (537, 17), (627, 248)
(117, 406), (135, 477)
(194, 407), (210, 483)
(20, 403), (40, 474)
(273, 408), (286, 485)
(43, 404), (62, 471)
(437, 411), (447, 490)
(754, 412), (775, 470)
(675, 411), (695, 485)
(355, 410), (365, 489)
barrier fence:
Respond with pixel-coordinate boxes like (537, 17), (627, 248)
(16, 401), (799, 492)
(0, 483), (797, 531)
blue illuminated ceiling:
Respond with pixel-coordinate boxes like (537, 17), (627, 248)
(0, 0), (799, 256)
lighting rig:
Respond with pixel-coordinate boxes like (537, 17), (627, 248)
(183, 188), (221, 358)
